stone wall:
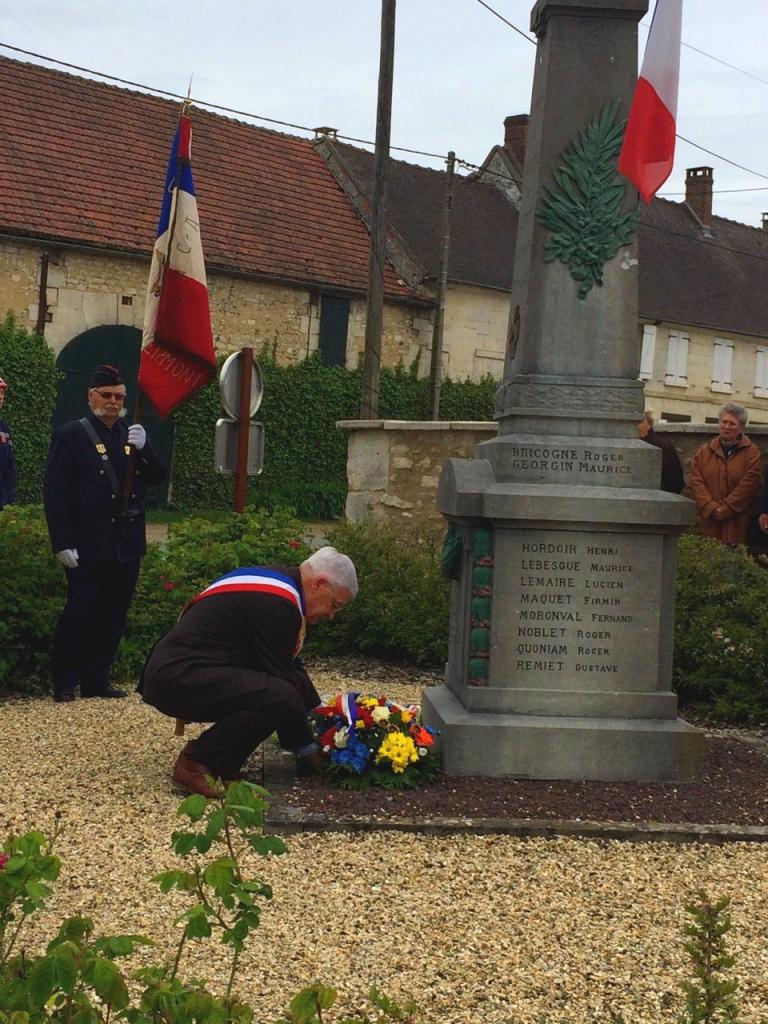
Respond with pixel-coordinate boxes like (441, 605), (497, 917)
(339, 419), (768, 527)
(0, 239), (426, 368)
(338, 420), (497, 526)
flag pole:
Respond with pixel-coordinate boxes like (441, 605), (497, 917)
(122, 98), (192, 516)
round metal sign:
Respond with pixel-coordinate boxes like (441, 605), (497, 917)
(219, 352), (264, 419)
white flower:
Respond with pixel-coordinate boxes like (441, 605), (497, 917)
(372, 706), (390, 723)
(334, 726), (349, 749)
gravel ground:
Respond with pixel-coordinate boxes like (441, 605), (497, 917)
(4, 659), (768, 1023)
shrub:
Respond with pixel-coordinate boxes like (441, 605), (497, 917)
(169, 353), (496, 517)
(674, 535), (768, 721)
(0, 787), (424, 1023)
(306, 520), (450, 666)
(0, 314), (59, 503)
(0, 505), (64, 695)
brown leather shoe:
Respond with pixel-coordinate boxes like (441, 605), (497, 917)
(171, 751), (222, 799)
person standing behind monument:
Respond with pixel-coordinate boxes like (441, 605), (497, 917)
(43, 364), (166, 703)
(0, 375), (17, 508)
(689, 402), (762, 546)
(638, 411), (685, 494)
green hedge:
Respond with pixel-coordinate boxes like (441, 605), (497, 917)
(0, 331), (496, 517)
(673, 534), (768, 721)
(11, 511), (765, 721)
(170, 353), (496, 517)
(0, 315), (59, 502)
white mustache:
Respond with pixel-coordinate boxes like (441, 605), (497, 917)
(93, 407), (127, 418)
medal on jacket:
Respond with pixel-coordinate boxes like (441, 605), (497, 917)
(96, 443), (106, 454)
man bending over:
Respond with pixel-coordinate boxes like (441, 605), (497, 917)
(140, 546), (357, 797)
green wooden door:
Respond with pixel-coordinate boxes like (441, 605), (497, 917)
(53, 326), (173, 507)
(318, 295), (350, 367)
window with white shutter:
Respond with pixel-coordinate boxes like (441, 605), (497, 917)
(711, 339), (734, 393)
(639, 325), (656, 380)
(665, 331), (689, 387)
(755, 347), (768, 398)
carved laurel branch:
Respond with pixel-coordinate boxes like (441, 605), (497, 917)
(537, 99), (638, 299)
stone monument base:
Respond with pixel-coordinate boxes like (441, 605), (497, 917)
(422, 684), (704, 782)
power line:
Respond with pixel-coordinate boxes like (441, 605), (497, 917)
(676, 135), (768, 183)
(473, 0), (536, 44)
(660, 186), (768, 197)
(0, 40), (449, 164)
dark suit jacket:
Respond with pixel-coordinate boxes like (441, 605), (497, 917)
(43, 413), (165, 562)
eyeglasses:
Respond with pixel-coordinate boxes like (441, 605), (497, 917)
(93, 390), (127, 401)
(324, 581), (344, 612)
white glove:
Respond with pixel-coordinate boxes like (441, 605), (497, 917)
(127, 424), (146, 450)
(56, 548), (79, 569)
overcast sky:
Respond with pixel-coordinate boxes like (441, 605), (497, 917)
(2, 1), (767, 226)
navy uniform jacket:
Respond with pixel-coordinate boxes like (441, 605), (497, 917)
(43, 412), (165, 563)
(0, 417), (16, 508)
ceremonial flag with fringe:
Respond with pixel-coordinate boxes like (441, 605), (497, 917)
(139, 112), (216, 417)
(618, 0), (683, 203)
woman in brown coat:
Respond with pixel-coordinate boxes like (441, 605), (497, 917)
(689, 402), (763, 546)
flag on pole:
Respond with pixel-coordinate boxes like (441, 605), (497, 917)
(139, 112), (216, 418)
(618, 0), (683, 203)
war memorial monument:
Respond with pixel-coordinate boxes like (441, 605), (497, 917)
(422, 0), (704, 781)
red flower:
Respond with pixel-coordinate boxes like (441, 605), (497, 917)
(314, 705), (335, 717)
(0, 852), (8, 870)
(319, 726), (337, 750)
(410, 725), (434, 748)
(288, 539), (301, 549)
(357, 708), (374, 728)
(163, 581), (175, 591)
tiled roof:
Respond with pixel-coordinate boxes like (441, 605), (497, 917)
(334, 142), (517, 291)
(333, 137), (768, 338)
(0, 56), (416, 301)
(638, 200), (768, 338)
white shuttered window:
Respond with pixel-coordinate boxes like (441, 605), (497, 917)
(639, 325), (656, 380)
(665, 331), (689, 387)
(755, 347), (768, 398)
(711, 339), (734, 393)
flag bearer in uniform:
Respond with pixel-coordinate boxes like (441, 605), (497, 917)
(0, 375), (17, 509)
(139, 546), (358, 797)
(43, 364), (166, 702)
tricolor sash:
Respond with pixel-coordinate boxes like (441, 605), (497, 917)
(182, 568), (306, 655)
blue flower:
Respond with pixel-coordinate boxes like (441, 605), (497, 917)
(331, 734), (370, 774)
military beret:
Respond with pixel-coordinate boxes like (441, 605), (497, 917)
(90, 364), (124, 388)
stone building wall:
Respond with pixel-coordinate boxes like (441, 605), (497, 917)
(642, 320), (768, 425)
(0, 239), (426, 368)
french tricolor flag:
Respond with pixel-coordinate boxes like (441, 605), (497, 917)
(139, 112), (217, 418)
(618, 0), (683, 204)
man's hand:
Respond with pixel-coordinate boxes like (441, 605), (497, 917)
(127, 424), (146, 450)
(56, 548), (79, 568)
(712, 505), (729, 521)
(759, 513), (768, 533)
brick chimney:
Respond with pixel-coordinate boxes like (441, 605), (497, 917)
(685, 166), (713, 227)
(503, 114), (529, 167)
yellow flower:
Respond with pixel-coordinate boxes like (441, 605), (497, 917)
(376, 732), (419, 774)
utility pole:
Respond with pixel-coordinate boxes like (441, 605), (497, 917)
(429, 151), (455, 420)
(361, 0), (396, 419)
